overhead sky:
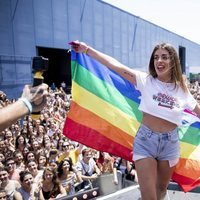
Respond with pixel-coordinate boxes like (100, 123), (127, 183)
(102, 0), (200, 45)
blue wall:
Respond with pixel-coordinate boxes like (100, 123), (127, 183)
(0, 0), (200, 98)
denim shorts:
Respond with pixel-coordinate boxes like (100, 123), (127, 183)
(133, 124), (180, 167)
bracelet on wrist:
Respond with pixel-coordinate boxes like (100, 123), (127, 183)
(19, 98), (32, 114)
(84, 46), (89, 54)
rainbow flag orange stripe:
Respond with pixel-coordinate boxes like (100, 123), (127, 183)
(63, 51), (200, 192)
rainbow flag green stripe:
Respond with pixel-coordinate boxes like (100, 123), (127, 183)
(71, 60), (142, 122)
(179, 126), (200, 146)
(64, 51), (200, 192)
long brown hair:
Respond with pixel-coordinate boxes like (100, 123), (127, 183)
(149, 43), (188, 93)
(42, 167), (61, 198)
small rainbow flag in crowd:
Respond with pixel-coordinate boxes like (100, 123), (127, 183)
(63, 50), (200, 192)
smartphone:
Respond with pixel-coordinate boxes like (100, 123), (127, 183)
(68, 41), (80, 46)
(32, 56), (48, 86)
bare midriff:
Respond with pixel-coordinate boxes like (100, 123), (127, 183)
(142, 112), (177, 132)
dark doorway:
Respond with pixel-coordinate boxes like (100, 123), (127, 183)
(37, 47), (71, 93)
(179, 46), (186, 74)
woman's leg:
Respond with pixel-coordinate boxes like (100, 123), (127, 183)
(156, 160), (175, 200)
(135, 158), (157, 200)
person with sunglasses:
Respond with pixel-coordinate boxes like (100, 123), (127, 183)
(58, 142), (83, 166)
(5, 158), (20, 182)
(70, 41), (200, 200)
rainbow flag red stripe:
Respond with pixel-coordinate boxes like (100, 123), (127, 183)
(63, 51), (200, 192)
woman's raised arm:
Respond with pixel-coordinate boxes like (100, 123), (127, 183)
(70, 41), (138, 86)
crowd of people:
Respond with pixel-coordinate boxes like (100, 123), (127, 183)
(188, 81), (200, 104)
(0, 85), (138, 199)
(0, 79), (199, 199)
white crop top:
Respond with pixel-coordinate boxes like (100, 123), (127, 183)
(136, 71), (197, 126)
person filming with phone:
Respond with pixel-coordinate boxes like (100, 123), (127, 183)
(0, 56), (49, 131)
(0, 83), (48, 131)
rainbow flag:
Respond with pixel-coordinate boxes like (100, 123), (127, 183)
(63, 51), (200, 192)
